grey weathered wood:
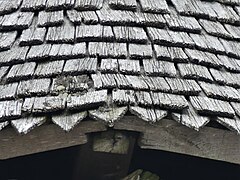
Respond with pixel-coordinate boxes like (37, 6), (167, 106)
(52, 111), (88, 131)
(220, 38), (240, 59)
(139, 0), (169, 13)
(0, 32), (17, 51)
(0, 12), (34, 30)
(0, 83), (18, 100)
(164, 8), (201, 33)
(140, 12), (166, 27)
(22, 97), (35, 113)
(129, 44), (152, 59)
(172, 105), (210, 131)
(27, 44), (52, 61)
(91, 73), (117, 89)
(118, 59), (140, 74)
(225, 23), (240, 40)
(112, 89), (136, 105)
(217, 54), (240, 73)
(231, 102), (240, 117)
(142, 76), (171, 92)
(63, 57), (97, 75)
(46, 21), (75, 43)
(113, 26), (148, 44)
(32, 95), (67, 113)
(153, 45), (170, 60)
(20, 26), (46, 46)
(17, 78), (51, 97)
(89, 106), (128, 126)
(49, 43), (86, 60)
(126, 75), (149, 90)
(143, 59), (177, 77)
(67, 90), (108, 110)
(0, 66), (8, 80)
(151, 92), (188, 110)
(135, 91), (153, 106)
(168, 47), (188, 62)
(67, 10), (99, 25)
(109, 0), (137, 11)
(0, 121), (9, 131)
(6, 62), (36, 81)
(0, 0), (22, 15)
(46, 0), (75, 11)
(21, 0), (46, 11)
(51, 75), (89, 94)
(76, 24), (114, 42)
(34, 60), (64, 77)
(100, 59), (118, 73)
(210, 68), (240, 88)
(184, 48), (223, 68)
(178, 63), (213, 82)
(38, 10), (64, 27)
(190, 96), (235, 117)
(130, 106), (167, 123)
(0, 46), (29, 65)
(216, 117), (240, 134)
(0, 100), (22, 121)
(75, 0), (104, 10)
(199, 81), (240, 102)
(11, 116), (46, 134)
(114, 116), (240, 164)
(165, 77), (201, 95)
(0, 120), (107, 159)
(88, 42), (127, 58)
(199, 19), (232, 39)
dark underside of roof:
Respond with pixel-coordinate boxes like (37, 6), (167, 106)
(0, 0), (240, 135)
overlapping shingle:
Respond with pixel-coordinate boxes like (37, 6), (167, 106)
(74, 0), (103, 10)
(46, 0), (75, 11)
(27, 44), (52, 61)
(34, 60), (65, 77)
(20, 27), (46, 46)
(0, 100), (22, 121)
(0, 0), (22, 15)
(0, 83), (18, 100)
(129, 44), (152, 59)
(21, 0), (47, 11)
(67, 10), (99, 25)
(0, 32), (17, 51)
(139, 0), (169, 14)
(38, 11), (64, 27)
(109, 0), (137, 11)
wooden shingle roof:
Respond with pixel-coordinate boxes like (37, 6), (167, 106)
(0, 0), (240, 135)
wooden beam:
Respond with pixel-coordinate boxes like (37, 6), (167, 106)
(114, 116), (240, 164)
(0, 121), (107, 160)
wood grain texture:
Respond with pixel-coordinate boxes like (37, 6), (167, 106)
(114, 116), (240, 164)
(0, 120), (107, 160)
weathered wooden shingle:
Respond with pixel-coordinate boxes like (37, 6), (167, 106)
(151, 91), (188, 110)
(63, 57), (97, 75)
(6, 62), (36, 81)
(34, 60), (64, 77)
(76, 24), (114, 42)
(217, 55), (240, 72)
(11, 116), (46, 134)
(126, 75), (149, 90)
(0, 12), (34, 30)
(135, 91), (153, 106)
(49, 43), (86, 60)
(113, 26), (148, 44)
(164, 9), (201, 33)
(38, 11), (64, 27)
(0, 66), (8, 80)
(67, 90), (108, 110)
(46, 0), (75, 11)
(89, 42), (127, 58)
(46, 21), (75, 43)
(220, 38), (240, 58)
(165, 77), (201, 95)
(190, 96), (235, 117)
(0, 121), (9, 131)
(0, 100), (22, 121)
(130, 106), (167, 123)
(143, 59), (177, 77)
(17, 78), (51, 97)
(139, 12), (166, 27)
(224, 24), (240, 40)
(199, 19), (232, 39)
(100, 59), (118, 73)
(199, 81), (240, 101)
(230, 102), (240, 117)
(0, 32), (17, 51)
(142, 76), (171, 92)
(216, 117), (240, 134)
(32, 95), (67, 113)
(129, 44), (152, 59)
(0, 83), (18, 100)
(20, 27), (46, 46)
(167, 47), (188, 62)
(118, 59), (140, 74)
(112, 89), (136, 105)
(185, 48), (223, 68)
(0, 46), (29, 65)
(75, 0), (104, 10)
(0, 0), (22, 15)
(52, 112), (87, 131)
(67, 10), (99, 25)
(178, 63), (213, 82)
(109, 0), (137, 11)
(210, 68), (240, 88)
(26, 44), (52, 61)
(21, 0), (47, 11)
(91, 73), (117, 89)
(139, 0), (169, 13)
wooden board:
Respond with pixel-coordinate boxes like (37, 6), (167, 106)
(0, 121), (107, 159)
(114, 116), (240, 164)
